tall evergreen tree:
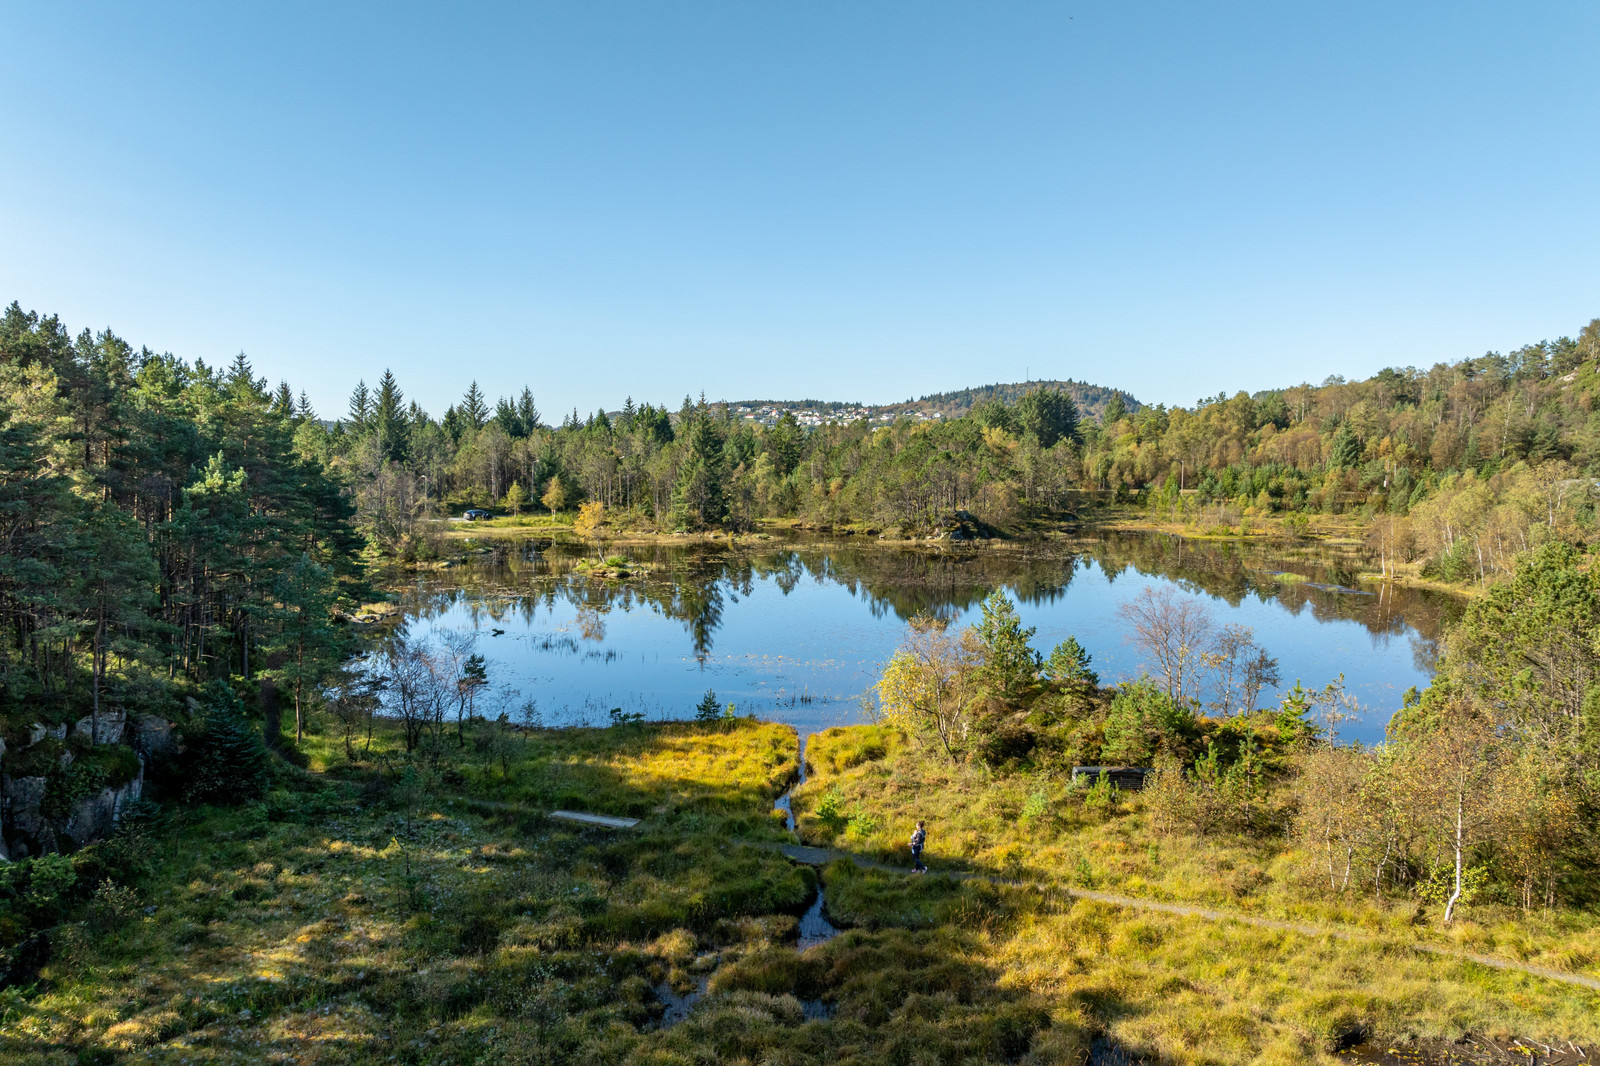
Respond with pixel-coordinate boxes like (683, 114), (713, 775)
(373, 369), (407, 461)
(670, 416), (726, 529)
(516, 387), (540, 434)
(461, 381), (489, 430)
(493, 396), (523, 438)
(1015, 388), (1080, 448)
(347, 380), (372, 430)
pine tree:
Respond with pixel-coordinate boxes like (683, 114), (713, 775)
(296, 391), (315, 420)
(373, 369), (407, 461)
(1043, 636), (1099, 688)
(976, 589), (1040, 701)
(1015, 388), (1080, 448)
(461, 381), (489, 430)
(694, 689), (721, 722)
(348, 380), (371, 430)
(272, 381), (294, 417)
(516, 387), (540, 433)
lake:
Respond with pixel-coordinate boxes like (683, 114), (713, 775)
(385, 531), (1462, 746)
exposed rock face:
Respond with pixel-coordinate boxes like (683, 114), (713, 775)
(61, 764), (144, 848)
(1, 771), (49, 845)
(72, 709), (127, 746)
(132, 715), (176, 759)
(3, 710), (168, 859)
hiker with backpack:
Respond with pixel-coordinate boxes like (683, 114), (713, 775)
(909, 820), (927, 873)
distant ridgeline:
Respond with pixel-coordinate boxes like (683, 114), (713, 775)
(729, 379), (1139, 422)
(886, 379), (1140, 421)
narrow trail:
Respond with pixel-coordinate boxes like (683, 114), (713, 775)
(758, 841), (1600, 994)
(442, 796), (1600, 994)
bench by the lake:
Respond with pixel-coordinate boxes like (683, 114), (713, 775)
(1071, 766), (1153, 791)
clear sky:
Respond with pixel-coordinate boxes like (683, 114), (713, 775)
(3, 2), (1597, 419)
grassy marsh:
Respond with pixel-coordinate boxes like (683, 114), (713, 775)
(792, 727), (1600, 1059)
(4, 718), (1595, 1065)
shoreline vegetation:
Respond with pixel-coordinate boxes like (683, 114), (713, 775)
(3, 302), (1599, 1063)
(412, 508), (1477, 601)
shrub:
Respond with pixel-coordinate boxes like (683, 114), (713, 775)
(186, 696), (269, 805)
(84, 879), (139, 935)
(1101, 677), (1194, 765)
(22, 854), (77, 924)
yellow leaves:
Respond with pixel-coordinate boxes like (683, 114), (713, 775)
(573, 500), (606, 540)
(875, 649), (936, 736)
(982, 425), (1017, 455)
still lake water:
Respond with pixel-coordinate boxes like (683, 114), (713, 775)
(388, 532), (1462, 747)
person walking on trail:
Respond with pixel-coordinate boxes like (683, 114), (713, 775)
(909, 820), (928, 873)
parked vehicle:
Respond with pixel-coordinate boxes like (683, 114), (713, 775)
(462, 508), (493, 521)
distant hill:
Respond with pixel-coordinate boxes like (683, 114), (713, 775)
(880, 379), (1140, 421)
(725, 379), (1139, 427)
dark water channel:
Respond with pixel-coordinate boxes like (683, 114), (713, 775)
(654, 733), (838, 1029)
(390, 531), (1461, 746)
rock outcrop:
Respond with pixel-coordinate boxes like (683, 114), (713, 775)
(1, 775), (50, 856)
(132, 715), (176, 759)
(60, 769), (144, 848)
(2, 708), (172, 859)
(72, 709), (127, 746)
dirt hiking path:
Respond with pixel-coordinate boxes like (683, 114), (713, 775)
(441, 796), (1600, 995)
(760, 842), (1600, 994)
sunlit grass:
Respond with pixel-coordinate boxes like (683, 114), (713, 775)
(793, 725), (1600, 1046)
(7, 719), (1595, 1065)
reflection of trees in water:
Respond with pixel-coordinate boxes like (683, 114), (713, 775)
(391, 531), (1460, 659)
(1074, 532), (1459, 643)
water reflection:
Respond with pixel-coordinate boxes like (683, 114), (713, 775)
(386, 532), (1460, 744)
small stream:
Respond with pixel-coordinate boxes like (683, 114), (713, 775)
(655, 731), (839, 1028)
(783, 734), (840, 949)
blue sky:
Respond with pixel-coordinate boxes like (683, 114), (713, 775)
(2, 2), (1596, 418)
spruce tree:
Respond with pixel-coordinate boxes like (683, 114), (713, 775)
(347, 380), (371, 430)
(461, 381), (489, 430)
(373, 369), (407, 461)
(516, 387), (540, 433)
(670, 416), (726, 530)
(187, 689), (270, 804)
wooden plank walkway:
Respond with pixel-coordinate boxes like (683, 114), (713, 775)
(549, 810), (640, 829)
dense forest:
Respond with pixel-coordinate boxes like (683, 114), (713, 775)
(881, 377), (1138, 421)
(0, 303), (361, 736)
(266, 312), (1600, 588)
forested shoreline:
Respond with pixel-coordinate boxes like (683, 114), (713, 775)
(4, 301), (1600, 1061)
(287, 309), (1600, 587)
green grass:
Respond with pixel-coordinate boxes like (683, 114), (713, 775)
(792, 726), (1600, 1058)
(5, 718), (1597, 1065)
